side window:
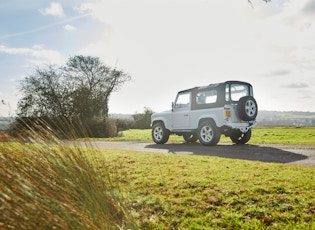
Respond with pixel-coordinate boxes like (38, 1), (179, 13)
(196, 90), (217, 105)
(175, 92), (191, 108)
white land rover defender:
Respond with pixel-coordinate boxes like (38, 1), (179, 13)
(151, 81), (258, 146)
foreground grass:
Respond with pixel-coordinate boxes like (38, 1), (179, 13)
(1, 125), (314, 229)
(0, 141), (134, 229)
(103, 127), (315, 145)
(95, 149), (315, 229)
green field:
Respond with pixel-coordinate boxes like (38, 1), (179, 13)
(104, 126), (315, 145)
(1, 126), (315, 229)
(97, 149), (315, 229)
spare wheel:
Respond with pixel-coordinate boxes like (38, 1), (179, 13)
(237, 96), (258, 121)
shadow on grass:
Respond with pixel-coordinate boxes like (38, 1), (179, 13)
(145, 143), (308, 164)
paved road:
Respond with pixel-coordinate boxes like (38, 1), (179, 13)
(76, 141), (315, 166)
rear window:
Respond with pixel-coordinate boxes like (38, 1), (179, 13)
(228, 84), (249, 101)
(196, 90), (217, 105)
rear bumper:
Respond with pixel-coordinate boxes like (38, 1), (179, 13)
(224, 121), (257, 133)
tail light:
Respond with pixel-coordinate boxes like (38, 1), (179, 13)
(225, 109), (231, 118)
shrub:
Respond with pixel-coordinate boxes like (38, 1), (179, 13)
(9, 116), (119, 139)
(114, 119), (136, 131)
(0, 131), (10, 141)
(132, 107), (154, 129)
(88, 117), (118, 138)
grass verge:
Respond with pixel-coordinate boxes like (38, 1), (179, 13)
(0, 141), (135, 229)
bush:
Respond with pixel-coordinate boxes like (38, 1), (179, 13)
(132, 107), (154, 129)
(114, 119), (136, 131)
(88, 117), (118, 138)
(9, 116), (84, 139)
(0, 131), (10, 141)
(9, 116), (119, 139)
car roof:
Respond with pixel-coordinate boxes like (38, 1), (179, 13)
(178, 81), (252, 94)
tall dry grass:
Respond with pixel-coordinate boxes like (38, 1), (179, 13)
(0, 118), (135, 229)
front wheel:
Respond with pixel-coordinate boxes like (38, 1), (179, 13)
(197, 121), (220, 146)
(230, 129), (252, 144)
(152, 122), (170, 144)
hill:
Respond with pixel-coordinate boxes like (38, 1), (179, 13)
(0, 117), (13, 130)
(257, 111), (315, 126)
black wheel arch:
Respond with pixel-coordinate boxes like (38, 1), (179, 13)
(151, 121), (170, 144)
(198, 118), (218, 128)
(152, 120), (167, 129)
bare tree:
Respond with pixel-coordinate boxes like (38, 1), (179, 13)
(18, 55), (131, 120)
(18, 66), (72, 117)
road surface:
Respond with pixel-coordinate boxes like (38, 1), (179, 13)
(74, 141), (315, 166)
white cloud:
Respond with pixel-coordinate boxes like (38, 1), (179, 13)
(80, 0), (257, 69)
(282, 83), (309, 89)
(253, 0), (315, 72)
(0, 14), (90, 40)
(78, 0), (315, 113)
(64, 24), (77, 31)
(0, 45), (65, 66)
(40, 2), (65, 17)
(75, 3), (93, 14)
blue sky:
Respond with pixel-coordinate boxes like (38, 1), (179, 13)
(1, 0), (315, 116)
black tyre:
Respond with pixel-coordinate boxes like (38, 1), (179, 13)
(237, 96), (258, 121)
(197, 121), (221, 146)
(152, 122), (170, 144)
(183, 133), (198, 143)
(230, 129), (252, 144)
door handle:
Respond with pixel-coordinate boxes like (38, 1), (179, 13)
(184, 114), (189, 117)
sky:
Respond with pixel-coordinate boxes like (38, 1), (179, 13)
(1, 0), (315, 116)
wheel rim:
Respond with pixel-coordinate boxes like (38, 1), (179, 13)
(235, 133), (244, 141)
(245, 100), (256, 117)
(184, 133), (193, 140)
(153, 126), (163, 141)
(200, 125), (214, 143)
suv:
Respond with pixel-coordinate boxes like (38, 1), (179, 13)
(151, 81), (258, 146)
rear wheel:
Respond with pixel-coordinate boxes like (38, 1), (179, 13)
(197, 121), (220, 146)
(230, 129), (252, 144)
(183, 133), (198, 143)
(152, 122), (170, 144)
